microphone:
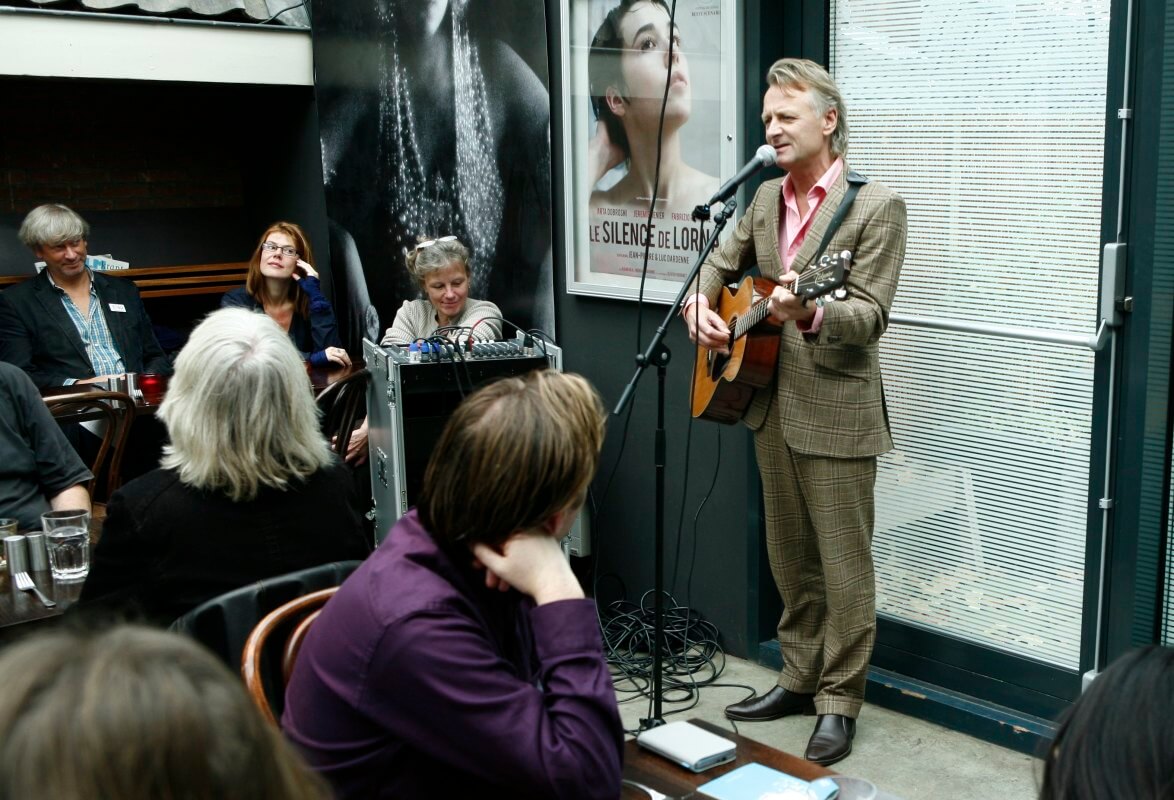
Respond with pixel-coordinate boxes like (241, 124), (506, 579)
(707, 144), (778, 207)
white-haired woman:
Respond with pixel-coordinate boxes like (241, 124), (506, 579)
(380, 235), (503, 346)
(77, 308), (370, 624)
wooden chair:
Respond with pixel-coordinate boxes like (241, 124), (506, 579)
(240, 586), (339, 726)
(44, 390), (137, 514)
(315, 367), (370, 458)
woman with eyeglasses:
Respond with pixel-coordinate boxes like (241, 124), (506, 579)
(379, 236), (503, 346)
(222, 222), (351, 367)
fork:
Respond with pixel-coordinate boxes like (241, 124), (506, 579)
(13, 571), (56, 608)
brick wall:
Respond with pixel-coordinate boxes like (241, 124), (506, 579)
(0, 78), (245, 214)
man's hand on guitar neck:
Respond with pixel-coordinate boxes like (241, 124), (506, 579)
(682, 294), (732, 355)
(767, 270), (819, 325)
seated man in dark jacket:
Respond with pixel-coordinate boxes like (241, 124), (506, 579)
(0, 361), (91, 531)
(0, 204), (172, 389)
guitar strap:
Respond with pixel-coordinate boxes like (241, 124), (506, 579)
(811, 169), (870, 261)
(805, 169), (895, 439)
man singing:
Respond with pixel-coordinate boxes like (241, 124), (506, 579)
(683, 58), (907, 766)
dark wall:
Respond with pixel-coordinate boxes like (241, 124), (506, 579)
(0, 78), (333, 301)
(546, 0), (786, 657)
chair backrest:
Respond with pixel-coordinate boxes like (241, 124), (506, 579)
(169, 560), (361, 677)
(241, 587), (339, 726)
(315, 367), (370, 458)
(44, 390), (137, 500)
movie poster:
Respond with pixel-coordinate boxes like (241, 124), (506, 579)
(310, 0), (554, 346)
(564, 0), (736, 303)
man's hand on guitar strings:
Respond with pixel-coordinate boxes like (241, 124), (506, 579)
(768, 270), (819, 324)
(683, 294), (731, 355)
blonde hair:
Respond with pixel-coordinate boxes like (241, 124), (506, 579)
(159, 308), (333, 502)
(404, 235), (471, 290)
(0, 626), (331, 800)
(419, 370), (606, 547)
(18, 204), (90, 249)
(766, 58), (849, 157)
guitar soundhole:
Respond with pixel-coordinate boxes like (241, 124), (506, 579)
(707, 350), (729, 380)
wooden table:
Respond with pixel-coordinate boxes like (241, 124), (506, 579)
(623, 719), (902, 799)
(0, 567), (84, 633)
(1, 361), (362, 634)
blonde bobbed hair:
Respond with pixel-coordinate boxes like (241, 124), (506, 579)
(158, 307), (333, 502)
(404, 235), (470, 290)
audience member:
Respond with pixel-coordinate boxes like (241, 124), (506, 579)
(283, 370), (622, 799)
(1038, 645), (1174, 800)
(0, 203), (172, 388)
(76, 308), (370, 624)
(380, 235), (503, 345)
(222, 221), (351, 368)
(0, 361), (91, 530)
(0, 625), (331, 800)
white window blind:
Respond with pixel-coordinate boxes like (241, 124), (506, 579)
(830, 0), (1110, 668)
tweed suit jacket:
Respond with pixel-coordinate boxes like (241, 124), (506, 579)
(697, 164), (907, 458)
(0, 269), (172, 389)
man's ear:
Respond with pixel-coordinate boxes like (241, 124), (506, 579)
(822, 107), (838, 139)
(605, 86), (628, 117)
(541, 507), (570, 538)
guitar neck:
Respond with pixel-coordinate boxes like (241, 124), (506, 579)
(732, 273), (834, 339)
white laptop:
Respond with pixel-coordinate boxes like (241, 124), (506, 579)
(636, 720), (737, 773)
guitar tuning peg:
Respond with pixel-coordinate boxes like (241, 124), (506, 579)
(833, 288), (848, 300)
(839, 250), (853, 266)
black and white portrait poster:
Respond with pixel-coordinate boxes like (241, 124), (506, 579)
(563, 0), (736, 303)
(310, 0), (554, 344)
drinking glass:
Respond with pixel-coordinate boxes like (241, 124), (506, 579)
(827, 776), (879, 800)
(0, 518), (17, 570)
(41, 509), (91, 582)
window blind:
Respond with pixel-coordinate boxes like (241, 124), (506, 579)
(831, 0), (1110, 668)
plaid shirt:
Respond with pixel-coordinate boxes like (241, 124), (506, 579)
(47, 269), (125, 383)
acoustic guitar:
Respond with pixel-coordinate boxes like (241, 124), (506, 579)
(690, 251), (852, 423)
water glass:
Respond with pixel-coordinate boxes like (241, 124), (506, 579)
(0, 518), (16, 570)
(827, 776), (878, 800)
(41, 509), (91, 582)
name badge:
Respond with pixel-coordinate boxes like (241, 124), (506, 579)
(108, 303), (127, 313)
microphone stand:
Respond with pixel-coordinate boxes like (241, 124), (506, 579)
(613, 197), (738, 728)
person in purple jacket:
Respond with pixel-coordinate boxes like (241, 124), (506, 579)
(283, 369), (622, 799)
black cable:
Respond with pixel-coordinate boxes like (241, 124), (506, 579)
(259, 0), (305, 24)
(633, 0), (680, 350)
(685, 425), (721, 606)
(599, 588), (733, 734)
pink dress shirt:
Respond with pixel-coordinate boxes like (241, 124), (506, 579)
(782, 157), (843, 333)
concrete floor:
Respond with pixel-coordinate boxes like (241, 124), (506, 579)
(617, 655), (1042, 800)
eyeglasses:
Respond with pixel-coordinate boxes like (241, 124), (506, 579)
(261, 242), (299, 257)
(414, 236), (458, 252)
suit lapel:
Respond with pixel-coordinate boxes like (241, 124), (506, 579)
(32, 272), (90, 364)
(791, 165), (849, 274)
(761, 181), (784, 280)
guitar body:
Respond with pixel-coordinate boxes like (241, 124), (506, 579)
(691, 277), (782, 424)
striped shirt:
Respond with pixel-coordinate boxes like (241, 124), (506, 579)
(47, 269), (125, 383)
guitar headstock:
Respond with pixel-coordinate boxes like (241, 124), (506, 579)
(794, 250), (852, 301)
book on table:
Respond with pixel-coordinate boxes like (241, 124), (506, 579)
(697, 762), (841, 800)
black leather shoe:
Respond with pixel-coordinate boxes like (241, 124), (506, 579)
(724, 686), (816, 722)
(804, 714), (856, 766)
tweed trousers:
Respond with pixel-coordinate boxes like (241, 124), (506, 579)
(754, 410), (878, 718)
